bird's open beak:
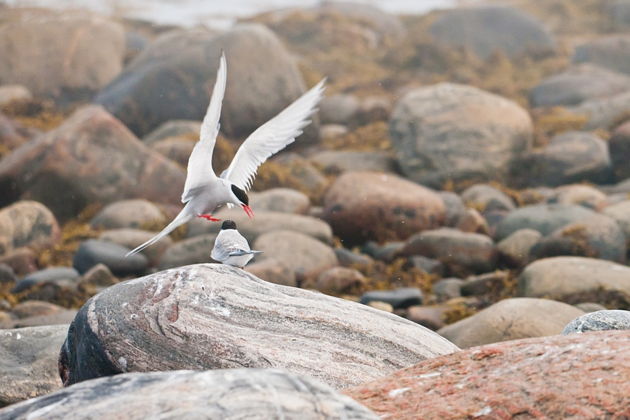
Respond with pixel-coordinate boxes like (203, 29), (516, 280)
(242, 205), (254, 219)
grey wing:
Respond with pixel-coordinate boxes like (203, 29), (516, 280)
(211, 230), (251, 261)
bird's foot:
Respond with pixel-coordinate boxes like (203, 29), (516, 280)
(197, 214), (221, 222)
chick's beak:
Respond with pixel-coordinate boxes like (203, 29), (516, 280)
(242, 204), (254, 219)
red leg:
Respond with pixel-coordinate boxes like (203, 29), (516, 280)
(197, 214), (221, 222)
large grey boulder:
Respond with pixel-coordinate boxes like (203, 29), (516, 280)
(0, 325), (68, 407)
(437, 298), (583, 348)
(429, 6), (555, 60)
(59, 264), (458, 387)
(0, 369), (378, 420)
(519, 257), (630, 306)
(95, 24), (315, 140)
(390, 83), (532, 188)
(0, 9), (125, 104)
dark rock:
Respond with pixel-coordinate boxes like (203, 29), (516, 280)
(313, 267), (366, 294)
(310, 150), (398, 174)
(323, 172), (445, 245)
(609, 120), (630, 180)
(573, 35), (630, 75)
(73, 240), (147, 276)
(390, 83), (532, 188)
(95, 25), (314, 140)
(519, 256), (630, 306)
(253, 231), (337, 283)
(90, 199), (166, 230)
(562, 310), (630, 334)
(334, 248), (374, 271)
(432, 278), (463, 301)
(360, 288), (423, 309)
(78, 264), (117, 289)
(362, 241), (405, 263)
(0, 369), (379, 419)
(249, 188), (310, 214)
(243, 258), (296, 287)
(11, 267), (79, 294)
(319, 94), (360, 125)
(495, 203), (595, 240)
(0, 264), (15, 294)
(0, 325), (67, 407)
(497, 228), (542, 267)
(0, 201), (60, 257)
(530, 64), (630, 107)
(531, 215), (626, 264)
(347, 331), (630, 419)
(99, 229), (172, 266)
(437, 298), (583, 348)
(0, 106), (185, 221)
(401, 228), (497, 275)
(158, 234), (217, 269)
(429, 5), (555, 59)
(461, 271), (510, 296)
(408, 255), (443, 276)
(187, 209), (332, 244)
(59, 264), (458, 387)
(0, 249), (38, 277)
(525, 131), (613, 186)
(0, 9), (125, 103)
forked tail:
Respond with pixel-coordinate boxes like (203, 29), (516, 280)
(125, 210), (193, 257)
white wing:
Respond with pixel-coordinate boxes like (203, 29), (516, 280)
(181, 52), (227, 203)
(221, 78), (326, 191)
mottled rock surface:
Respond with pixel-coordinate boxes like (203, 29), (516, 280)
(59, 264), (458, 387)
(0, 369), (378, 420)
(0, 201), (60, 256)
(562, 310), (630, 334)
(346, 331), (630, 419)
(0, 325), (68, 406)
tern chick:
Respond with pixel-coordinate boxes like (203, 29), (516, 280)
(211, 220), (262, 268)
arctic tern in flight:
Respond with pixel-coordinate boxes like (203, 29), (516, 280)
(126, 52), (325, 257)
(211, 220), (262, 268)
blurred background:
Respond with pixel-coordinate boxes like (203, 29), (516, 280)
(0, 0), (629, 344)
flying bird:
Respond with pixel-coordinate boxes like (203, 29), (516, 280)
(125, 52), (325, 257)
(211, 220), (262, 268)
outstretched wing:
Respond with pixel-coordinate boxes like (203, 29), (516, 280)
(181, 52), (227, 203)
(221, 79), (326, 191)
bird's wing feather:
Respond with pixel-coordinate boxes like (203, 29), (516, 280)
(211, 230), (251, 261)
(181, 52), (227, 203)
(221, 78), (325, 191)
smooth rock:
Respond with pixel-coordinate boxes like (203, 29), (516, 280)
(0, 106), (185, 221)
(360, 288), (423, 309)
(310, 150), (398, 174)
(314, 267), (366, 294)
(5, 311), (76, 329)
(268, 153), (329, 198)
(602, 200), (630, 244)
(407, 305), (448, 330)
(73, 239), (147, 276)
(323, 172), (445, 245)
(530, 64), (630, 107)
(346, 331), (630, 419)
(142, 120), (201, 145)
(320, 94), (360, 125)
(0, 264), (16, 294)
(11, 267), (79, 294)
(249, 188), (310, 214)
(609, 120), (630, 180)
(0, 9), (125, 103)
(0, 201), (60, 257)
(79, 264), (117, 289)
(253, 231), (338, 283)
(519, 257), (630, 306)
(90, 199), (166, 230)
(497, 228), (542, 267)
(495, 203), (595, 240)
(0, 249), (37, 277)
(573, 35), (630, 75)
(408, 255), (443, 276)
(429, 6), (555, 59)
(0, 85), (32, 107)
(575, 302), (608, 313)
(334, 248), (374, 271)
(432, 278), (463, 301)
(0, 325), (67, 406)
(525, 131), (613, 186)
(95, 25), (314, 140)
(244, 258), (296, 287)
(562, 310), (630, 334)
(10, 301), (65, 320)
(362, 241), (405, 263)
(437, 298), (584, 348)
(99, 228), (172, 266)
(546, 184), (607, 210)
(390, 83), (532, 188)
(568, 89), (630, 130)
(150, 137), (195, 167)
(461, 271), (510, 296)
(438, 191), (467, 227)
(188, 209), (332, 244)
(531, 214), (626, 263)
(59, 264), (458, 387)
(0, 369), (378, 419)
(461, 184), (515, 213)
(401, 228), (497, 275)
(158, 234), (217, 270)
(454, 208), (489, 234)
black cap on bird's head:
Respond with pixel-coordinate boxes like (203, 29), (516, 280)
(221, 220), (237, 230)
(231, 184), (255, 219)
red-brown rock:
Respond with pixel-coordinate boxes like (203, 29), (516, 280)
(0, 106), (185, 221)
(346, 331), (630, 419)
(323, 172), (445, 245)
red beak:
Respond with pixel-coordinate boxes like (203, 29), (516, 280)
(242, 205), (254, 219)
